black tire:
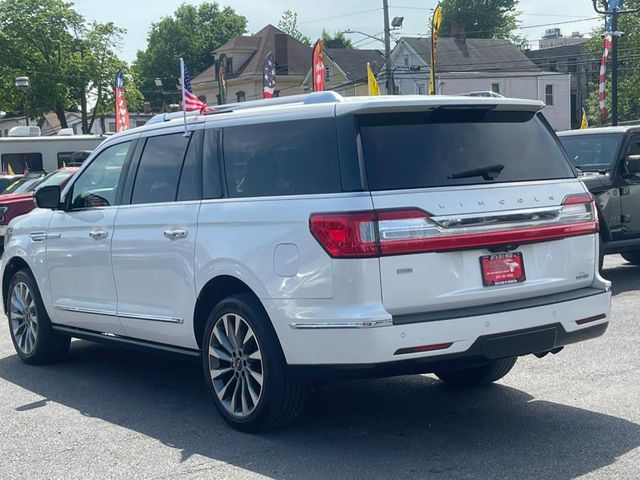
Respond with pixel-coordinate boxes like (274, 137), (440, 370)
(202, 293), (305, 432)
(435, 357), (517, 387)
(621, 250), (640, 265)
(7, 269), (70, 365)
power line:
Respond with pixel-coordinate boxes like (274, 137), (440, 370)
(298, 8), (382, 25)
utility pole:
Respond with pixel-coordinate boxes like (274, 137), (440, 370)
(383, 0), (393, 94)
(592, 0), (640, 126)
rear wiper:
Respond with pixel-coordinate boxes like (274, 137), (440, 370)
(448, 163), (505, 181)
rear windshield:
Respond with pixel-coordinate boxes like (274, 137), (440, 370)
(359, 109), (574, 191)
(559, 134), (622, 171)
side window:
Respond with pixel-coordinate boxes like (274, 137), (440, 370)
(628, 135), (640, 156)
(70, 141), (131, 209)
(223, 119), (341, 198)
(131, 133), (190, 204)
(203, 129), (222, 199)
(2, 153), (43, 173)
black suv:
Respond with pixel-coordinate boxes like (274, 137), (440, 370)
(558, 126), (640, 267)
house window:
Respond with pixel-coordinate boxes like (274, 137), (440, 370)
(236, 91), (246, 102)
(109, 122), (116, 132)
(568, 58), (577, 73)
(545, 84), (554, 105)
(491, 83), (500, 94)
(325, 66), (332, 82)
(549, 61), (558, 72)
(226, 57), (233, 74)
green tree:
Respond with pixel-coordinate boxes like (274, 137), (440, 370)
(439, 0), (519, 39)
(0, 0), (135, 132)
(585, 0), (640, 125)
(278, 10), (311, 46)
(133, 2), (246, 111)
(321, 29), (354, 49)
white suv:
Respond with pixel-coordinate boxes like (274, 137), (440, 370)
(1, 92), (611, 431)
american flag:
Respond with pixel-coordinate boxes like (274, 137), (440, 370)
(183, 64), (210, 113)
(263, 51), (276, 99)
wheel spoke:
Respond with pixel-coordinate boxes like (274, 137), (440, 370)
(248, 349), (262, 361)
(230, 375), (241, 414)
(247, 368), (263, 387)
(213, 324), (234, 355)
(209, 344), (232, 363)
(240, 375), (249, 415)
(216, 374), (236, 402)
(245, 372), (260, 405)
(210, 366), (232, 380)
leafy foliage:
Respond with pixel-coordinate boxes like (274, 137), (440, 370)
(133, 2), (246, 111)
(0, 0), (140, 132)
(321, 29), (354, 49)
(278, 10), (311, 46)
(439, 0), (520, 39)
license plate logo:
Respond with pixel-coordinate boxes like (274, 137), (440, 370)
(480, 252), (526, 286)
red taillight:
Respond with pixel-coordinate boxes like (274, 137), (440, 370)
(394, 342), (453, 355)
(310, 199), (599, 258)
(309, 212), (378, 258)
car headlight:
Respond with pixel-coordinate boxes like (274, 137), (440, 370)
(0, 206), (8, 223)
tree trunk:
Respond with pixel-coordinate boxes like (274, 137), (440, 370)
(54, 103), (68, 130)
(80, 91), (89, 134)
(88, 84), (103, 134)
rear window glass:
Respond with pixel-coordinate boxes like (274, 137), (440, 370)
(559, 134), (622, 171)
(359, 110), (574, 191)
(223, 119), (341, 197)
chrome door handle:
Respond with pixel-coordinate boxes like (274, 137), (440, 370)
(164, 229), (187, 241)
(88, 230), (108, 240)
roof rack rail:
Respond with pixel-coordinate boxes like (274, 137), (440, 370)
(146, 91), (344, 125)
(208, 91), (344, 115)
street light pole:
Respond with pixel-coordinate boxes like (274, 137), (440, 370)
(15, 76), (30, 126)
(382, 0), (393, 95)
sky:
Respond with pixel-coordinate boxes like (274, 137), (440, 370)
(71, 0), (604, 63)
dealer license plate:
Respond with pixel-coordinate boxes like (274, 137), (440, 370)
(480, 252), (526, 287)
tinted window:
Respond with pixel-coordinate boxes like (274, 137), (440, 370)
(223, 119), (341, 197)
(1, 153), (43, 173)
(132, 133), (190, 204)
(559, 134), (622, 171)
(359, 110), (574, 191)
(628, 135), (640, 156)
(203, 129), (222, 199)
(70, 141), (131, 209)
(5, 176), (42, 194)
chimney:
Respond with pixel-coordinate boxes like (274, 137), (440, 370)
(274, 33), (288, 75)
(452, 24), (466, 42)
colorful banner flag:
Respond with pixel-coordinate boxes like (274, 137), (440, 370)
(580, 108), (589, 129)
(367, 62), (380, 96)
(114, 69), (130, 133)
(429, 3), (443, 95)
(312, 40), (325, 92)
(263, 51), (276, 99)
(217, 54), (228, 104)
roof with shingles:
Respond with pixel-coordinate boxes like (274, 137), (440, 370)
(325, 48), (385, 82)
(400, 37), (540, 72)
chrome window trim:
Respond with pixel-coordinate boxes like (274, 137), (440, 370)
(289, 319), (392, 330)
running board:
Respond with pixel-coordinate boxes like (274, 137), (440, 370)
(51, 325), (201, 358)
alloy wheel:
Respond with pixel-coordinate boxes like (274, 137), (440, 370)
(208, 313), (264, 418)
(10, 281), (38, 355)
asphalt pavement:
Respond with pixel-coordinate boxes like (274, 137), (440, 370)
(0, 255), (638, 479)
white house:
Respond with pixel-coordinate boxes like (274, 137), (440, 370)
(388, 36), (572, 131)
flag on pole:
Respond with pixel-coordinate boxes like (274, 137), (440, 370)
(580, 108), (589, 129)
(263, 51), (276, 99)
(7, 164), (14, 176)
(180, 60), (210, 113)
(367, 62), (380, 96)
(312, 40), (325, 92)
(217, 54), (228, 104)
(429, 3), (443, 95)
(114, 69), (130, 133)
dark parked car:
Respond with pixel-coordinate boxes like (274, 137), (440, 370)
(558, 126), (640, 267)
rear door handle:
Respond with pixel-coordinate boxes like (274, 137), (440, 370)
(88, 230), (108, 240)
(164, 229), (187, 241)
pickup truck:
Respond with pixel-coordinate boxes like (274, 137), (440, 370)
(558, 126), (640, 267)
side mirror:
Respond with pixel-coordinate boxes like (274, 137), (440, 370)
(34, 185), (61, 210)
(625, 154), (640, 175)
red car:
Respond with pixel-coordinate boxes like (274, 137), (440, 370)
(0, 167), (79, 242)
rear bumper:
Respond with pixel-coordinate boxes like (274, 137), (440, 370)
(290, 321), (608, 379)
(270, 287), (611, 367)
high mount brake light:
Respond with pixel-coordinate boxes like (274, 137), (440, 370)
(310, 199), (598, 258)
